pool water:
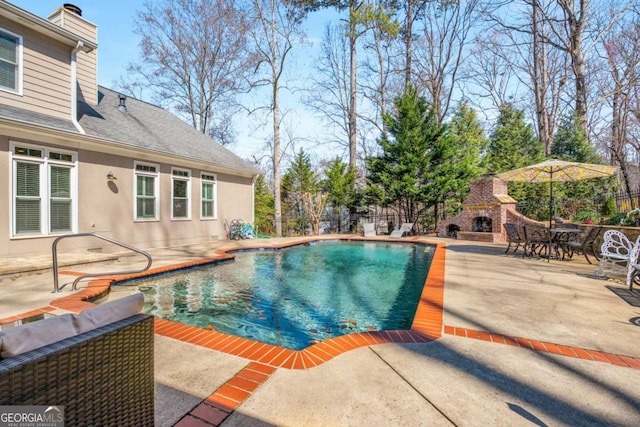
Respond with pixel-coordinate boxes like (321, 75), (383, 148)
(133, 241), (434, 350)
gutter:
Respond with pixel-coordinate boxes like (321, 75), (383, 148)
(0, 119), (260, 178)
(70, 41), (85, 134)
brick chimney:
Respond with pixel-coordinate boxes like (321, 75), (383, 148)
(47, 4), (98, 105)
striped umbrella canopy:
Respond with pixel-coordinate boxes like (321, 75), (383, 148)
(497, 159), (617, 226)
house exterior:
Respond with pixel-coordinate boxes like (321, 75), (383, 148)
(0, 1), (260, 257)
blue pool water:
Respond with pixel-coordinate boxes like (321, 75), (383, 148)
(133, 241), (434, 350)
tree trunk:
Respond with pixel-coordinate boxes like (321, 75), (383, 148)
(349, 3), (358, 169)
(405, 0), (413, 91)
(563, 0), (589, 137)
(273, 79), (283, 237)
(532, 0), (552, 154)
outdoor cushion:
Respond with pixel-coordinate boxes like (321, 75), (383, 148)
(73, 293), (144, 334)
(0, 314), (76, 359)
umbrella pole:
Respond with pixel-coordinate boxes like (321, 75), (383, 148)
(549, 178), (554, 228)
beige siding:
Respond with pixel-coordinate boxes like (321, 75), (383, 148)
(0, 18), (71, 120)
(76, 49), (97, 104)
(50, 10), (98, 105)
(58, 12), (97, 43)
(0, 138), (254, 257)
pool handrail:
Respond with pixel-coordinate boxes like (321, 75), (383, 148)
(52, 232), (152, 293)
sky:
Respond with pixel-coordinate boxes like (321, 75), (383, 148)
(10, 0), (340, 163)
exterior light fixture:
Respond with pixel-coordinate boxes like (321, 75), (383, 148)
(107, 171), (116, 180)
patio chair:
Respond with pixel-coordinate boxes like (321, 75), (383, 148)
(376, 220), (389, 235)
(390, 223), (414, 238)
(563, 226), (602, 264)
(630, 263), (640, 291)
(626, 236), (640, 290)
(523, 225), (555, 260)
(363, 222), (376, 238)
(504, 223), (525, 254)
(595, 230), (637, 278)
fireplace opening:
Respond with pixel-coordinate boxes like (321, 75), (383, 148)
(447, 224), (460, 238)
(473, 216), (492, 232)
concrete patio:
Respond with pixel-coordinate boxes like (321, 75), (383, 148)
(1, 236), (639, 426)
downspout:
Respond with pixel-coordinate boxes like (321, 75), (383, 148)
(70, 41), (85, 134)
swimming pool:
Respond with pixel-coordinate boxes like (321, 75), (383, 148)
(130, 241), (435, 350)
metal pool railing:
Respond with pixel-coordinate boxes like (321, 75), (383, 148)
(52, 232), (152, 293)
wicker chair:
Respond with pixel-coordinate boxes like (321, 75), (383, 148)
(0, 314), (154, 427)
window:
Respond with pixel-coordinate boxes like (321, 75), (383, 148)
(172, 168), (191, 219)
(134, 162), (159, 220)
(0, 28), (22, 94)
(11, 143), (76, 237)
(201, 173), (217, 219)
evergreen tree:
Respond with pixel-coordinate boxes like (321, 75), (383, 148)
(551, 114), (600, 163)
(323, 158), (356, 232)
(487, 104), (543, 173)
(448, 102), (489, 204)
(281, 149), (315, 235)
(487, 104), (545, 207)
(365, 86), (459, 226)
(281, 149), (328, 235)
(551, 114), (615, 219)
(253, 175), (274, 236)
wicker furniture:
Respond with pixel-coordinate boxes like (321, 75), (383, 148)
(0, 314), (154, 427)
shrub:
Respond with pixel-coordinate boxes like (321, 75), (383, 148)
(601, 196), (617, 217)
(573, 211), (599, 224)
(607, 212), (627, 225)
(622, 208), (640, 226)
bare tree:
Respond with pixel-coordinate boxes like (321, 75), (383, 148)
(123, 0), (254, 142)
(293, 0), (369, 169)
(306, 24), (352, 156)
(358, 2), (400, 141)
(246, 0), (306, 237)
(460, 33), (519, 117)
(472, 0), (569, 153)
(600, 15), (640, 203)
(397, 0), (429, 91)
(535, 0), (632, 140)
(411, 0), (479, 123)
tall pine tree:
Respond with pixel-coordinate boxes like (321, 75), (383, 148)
(487, 104), (546, 208)
(366, 86), (459, 227)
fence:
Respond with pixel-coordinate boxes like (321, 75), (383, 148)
(615, 190), (640, 212)
(513, 190), (639, 224)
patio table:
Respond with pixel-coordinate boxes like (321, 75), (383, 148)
(547, 227), (582, 260)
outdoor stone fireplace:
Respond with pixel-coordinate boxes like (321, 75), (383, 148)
(438, 175), (517, 243)
(472, 216), (492, 232)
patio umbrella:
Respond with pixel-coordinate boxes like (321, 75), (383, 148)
(496, 159), (617, 226)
